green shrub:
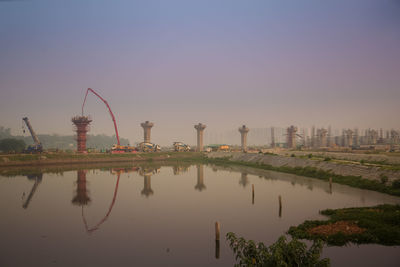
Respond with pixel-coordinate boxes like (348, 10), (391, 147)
(291, 153), (295, 157)
(226, 232), (329, 267)
(324, 157), (331, 161)
(392, 179), (400, 189)
(308, 154), (313, 158)
(379, 174), (388, 184)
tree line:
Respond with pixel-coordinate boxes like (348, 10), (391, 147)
(0, 126), (130, 152)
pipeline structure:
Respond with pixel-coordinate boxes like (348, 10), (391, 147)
(82, 88), (120, 146)
(73, 88), (138, 153)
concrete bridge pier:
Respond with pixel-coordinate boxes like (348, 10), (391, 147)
(239, 125), (249, 152)
(194, 123), (206, 152)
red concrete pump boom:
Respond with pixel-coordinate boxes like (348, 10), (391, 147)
(81, 88), (120, 145)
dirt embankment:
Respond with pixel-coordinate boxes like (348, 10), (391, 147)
(276, 151), (400, 165)
(207, 152), (400, 182)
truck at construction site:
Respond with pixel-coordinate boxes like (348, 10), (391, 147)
(206, 144), (230, 152)
(137, 142), (161, 152)
(173, 142), (191, 152)
(111, 144), (137, 153)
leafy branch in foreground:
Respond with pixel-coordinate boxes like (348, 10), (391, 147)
(226, 232), (330, 267)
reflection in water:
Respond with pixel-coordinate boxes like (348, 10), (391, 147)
(72, 170), (91, 206)
(252, 184), (255, 205)
(239, 172), (249, 187)
(172, 165), (189, 175)
(111, 167), (139, 175)
(22, 174), (43, 209)
(82, 172), (121, 233)
(139, 167), (160, 197)
(2, 163), (399, 266)
(215, 240), (220, 259)
(195, 164), (206, 191)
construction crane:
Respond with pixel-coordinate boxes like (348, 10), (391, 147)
(22, 117), (43, 153)
(81, 88), (136, 153)
(82, 88), (120, 145)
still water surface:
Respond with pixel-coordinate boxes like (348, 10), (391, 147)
(0, 163), (399, 266)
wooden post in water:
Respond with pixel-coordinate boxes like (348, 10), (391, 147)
(329, 177), (332, 194)
(278, 195), (282, 218)
(215, 221), (220, 259)
(252, 184), (255, 205)
(215, 240), (220, 259)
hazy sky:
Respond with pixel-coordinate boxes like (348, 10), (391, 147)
(1, 0), (399, 145)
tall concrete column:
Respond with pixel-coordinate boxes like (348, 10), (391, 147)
(239, 125), (249, 152)
(317, 128), (327, 147)
(270, 127), (275, 148)
(72, 116), (92, 153)
(345, 129), (354, 147)
(141, 121), (154, 143)
(286, 125), (298, 149)
(194, 123), (206, 152)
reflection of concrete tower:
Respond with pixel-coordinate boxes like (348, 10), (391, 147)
(72, 170), (91, 206)
(286, 126), (298, 149)
(195, 164), (206, 191)
(72, 116), (92, 153)
(239, 125), (249, 152)
(239, 173), (249, 187)
(172, 165), (189, 175)
(194, 123), (206, 152)
(139, 168), (158, 197)
(317, 128), (328, 147)
(141, 121), (154, 143)
(270, 127), (275, 148)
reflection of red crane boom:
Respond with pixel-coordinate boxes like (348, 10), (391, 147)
(81, 88), (120, 145)
(81, 173), (121, 233)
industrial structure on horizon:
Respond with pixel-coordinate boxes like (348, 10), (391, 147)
(65, 88), (400, 153)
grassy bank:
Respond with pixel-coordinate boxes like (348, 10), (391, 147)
(288, 204), (400, 246)
(205, 157), (400, 196)
(0, 151), (205, 167)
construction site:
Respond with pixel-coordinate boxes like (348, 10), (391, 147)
(2, 88), (400, 267)
(11, 88), (400, 156)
